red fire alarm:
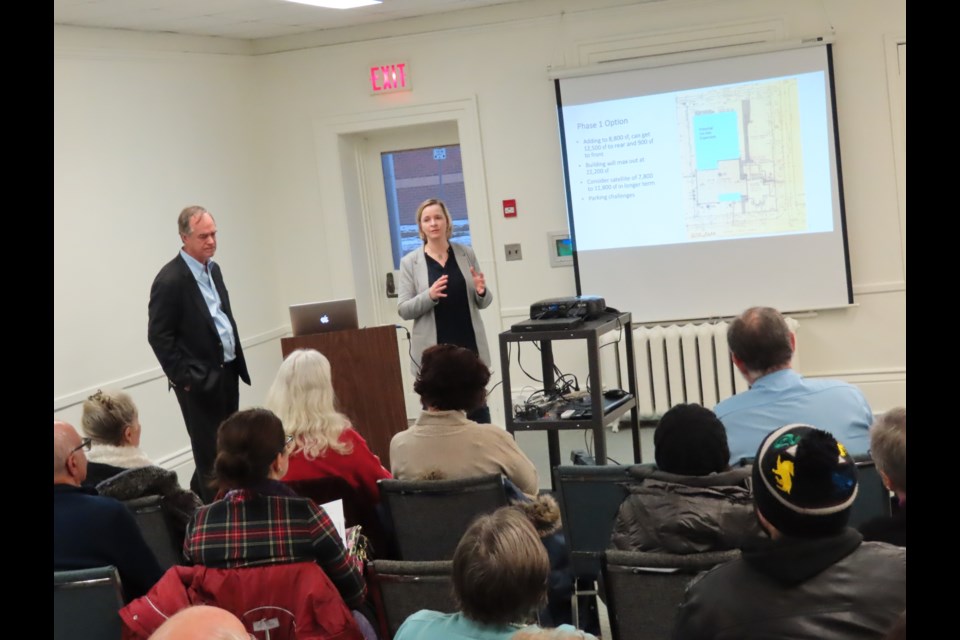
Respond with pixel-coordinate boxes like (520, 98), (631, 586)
(503, 199), (517, 218)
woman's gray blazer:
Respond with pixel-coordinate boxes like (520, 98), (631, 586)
(397, 242), (493, 373)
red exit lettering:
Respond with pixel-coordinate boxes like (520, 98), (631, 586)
(370, 63), (408, 93)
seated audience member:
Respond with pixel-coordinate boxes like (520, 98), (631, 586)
(53, 421), (163, 601)
(610, 403), (763, 553)
(183, 408), (366, 610)
(714, 307), (873, 464)
(148, 605), (247, 640)
(513, 629), (597, 639)
(264, 348), (392, 505)
(81, 389), (201, 532)
(390, 344), (539, 497)
(409, 467), (574, 627)
(673, 425), (906, 639)
(859, 407), (906, 546)
(394, 507), (594, 640)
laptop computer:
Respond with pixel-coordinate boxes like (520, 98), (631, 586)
(289, 299), (360, 337)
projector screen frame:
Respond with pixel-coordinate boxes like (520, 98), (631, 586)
(555, 39), (854, 324)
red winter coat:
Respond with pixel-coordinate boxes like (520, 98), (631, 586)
(119, 562), (362, 640)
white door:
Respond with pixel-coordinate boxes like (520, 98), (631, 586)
(358, 121), (469, 417)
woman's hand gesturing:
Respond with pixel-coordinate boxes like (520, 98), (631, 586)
(429, 275), (449, 301)
(470, 266), (486, 296)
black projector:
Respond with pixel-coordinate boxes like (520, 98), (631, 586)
(530, 295), (606, 319)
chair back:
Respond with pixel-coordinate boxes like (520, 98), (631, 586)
(124, 495), (183, 570)
(367, 560), (456, 640)
(553, 464), (640, 578)
(286, 476), (367, 527)
(849, 455), (893, 528)
(378, 474), (508, 560)
(54, 565), (124, 640)
(286, 476), (391, 558)
(603, 549), (740, 640)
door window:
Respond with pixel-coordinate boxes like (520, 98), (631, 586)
(381, 144), (471, 269)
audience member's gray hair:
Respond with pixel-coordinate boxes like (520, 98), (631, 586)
(870, 407), (906, 493)
(178, 205), (211, 236)
(81, 389), (138, 445)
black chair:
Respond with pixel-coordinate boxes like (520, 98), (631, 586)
(602, 549), (740, 640)
(124, 495), (183, 570)
(54, 565), (124, 640)
(286, 476), (391, 558)
(552, 463), (646, 628)
(286, 476), (368, 526)
(367, 560), (456, 640)
(849, 454), (893, 529)
(378, 474), (508, 560)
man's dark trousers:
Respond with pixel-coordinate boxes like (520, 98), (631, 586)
(174, 361), (239, 503)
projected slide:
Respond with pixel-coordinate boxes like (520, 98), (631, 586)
(555, 44), (851, 323)
(680, 79), (806, 239)
(563, 72), (832, 251)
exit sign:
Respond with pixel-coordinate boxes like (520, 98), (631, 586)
(370, 63), (410, 94)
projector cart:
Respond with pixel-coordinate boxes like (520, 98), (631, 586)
(498, 311), (641, 486)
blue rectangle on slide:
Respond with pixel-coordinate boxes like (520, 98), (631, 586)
(694, 111), (740, 170)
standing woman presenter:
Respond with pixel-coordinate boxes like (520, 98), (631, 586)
(398, 198), (494, 423)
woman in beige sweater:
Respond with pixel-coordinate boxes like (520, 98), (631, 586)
(389, 344), (539, 497)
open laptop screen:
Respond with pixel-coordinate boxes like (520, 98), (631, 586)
(288, 299), (359, 337)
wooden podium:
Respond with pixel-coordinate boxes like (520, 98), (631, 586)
(280, 325), (407, 470)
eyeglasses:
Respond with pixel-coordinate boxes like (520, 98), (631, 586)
(282, 434), (295, 454)
(71, 437), (92, 455)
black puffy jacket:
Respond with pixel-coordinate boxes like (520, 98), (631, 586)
(609, 466), (764, 554)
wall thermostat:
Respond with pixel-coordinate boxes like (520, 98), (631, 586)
(547, 231), (573, 267)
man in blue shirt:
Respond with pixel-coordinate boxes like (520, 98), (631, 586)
(148, 206), (250, 502)
(53, 421), (163, 600)
(714, 306), (873, 465)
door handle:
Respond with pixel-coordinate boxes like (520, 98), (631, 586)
(386, 272), (397, 298)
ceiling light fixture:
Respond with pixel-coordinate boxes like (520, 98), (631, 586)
(283, 0), (382, 9)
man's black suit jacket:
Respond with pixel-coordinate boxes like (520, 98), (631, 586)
(148, 254), (250, 393)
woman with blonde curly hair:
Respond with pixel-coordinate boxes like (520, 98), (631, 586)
(265, 348), (392, 505)
(81, 388), (201, 530)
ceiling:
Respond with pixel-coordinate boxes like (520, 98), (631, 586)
(54, 0), (540, 41)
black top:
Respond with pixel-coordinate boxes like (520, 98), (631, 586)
(426, 245), (479, 355)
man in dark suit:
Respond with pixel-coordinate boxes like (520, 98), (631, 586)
(148, 206), (250, 502)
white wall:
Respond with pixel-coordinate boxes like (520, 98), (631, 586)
(54, 29), (284, 475)
(53, 0), (906, 471)
(252, 0), (906, 411)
